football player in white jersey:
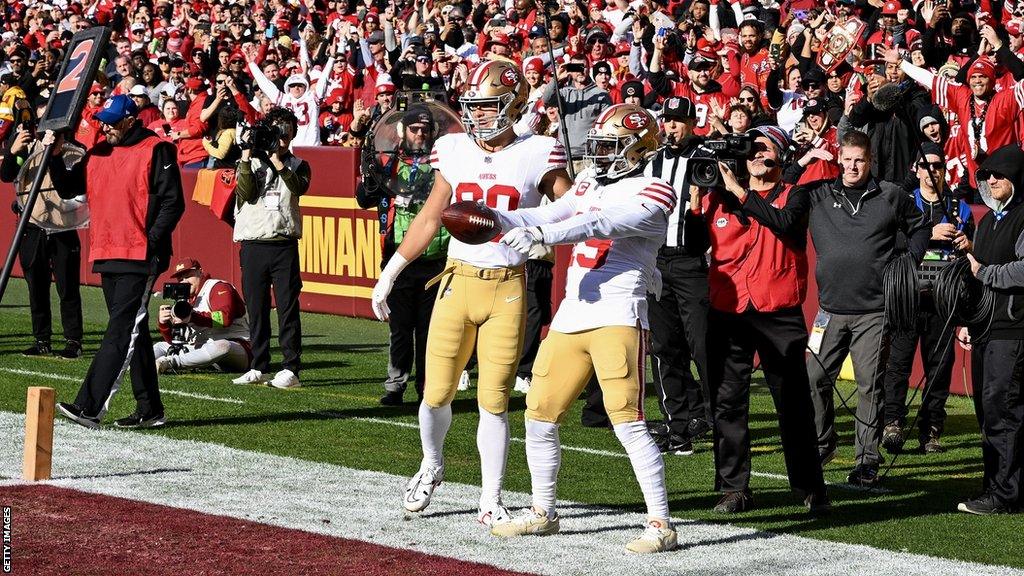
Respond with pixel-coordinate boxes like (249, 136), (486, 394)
(248, 56), (334, 147)
(370, 60), (573, 525)
(487, 104), (679, 553)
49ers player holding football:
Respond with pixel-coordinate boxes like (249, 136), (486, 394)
(371, 60), (573, 525)
(488, 104), (678, 553)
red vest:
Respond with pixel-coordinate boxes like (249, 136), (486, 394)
(86, 134), (160, 263)
(702, 184), (808, 314)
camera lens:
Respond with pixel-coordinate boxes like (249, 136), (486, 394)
(690, 159), (720, 188)
(172, 300), (193, 318)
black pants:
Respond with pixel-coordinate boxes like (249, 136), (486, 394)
(707, 306), (825, 494)
(384, 257), (445, 397)
(882, 302), (955, 436)
(240, 240), (302, 375)
(76, 272), (161, 417)
(517, 259), (553, 379)
(647, 254), (709, 435)
(971, 339), (1024, 507)
(19, 226), (83, 344)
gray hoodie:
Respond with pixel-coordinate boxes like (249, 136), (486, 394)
(540, 80), (612, 158)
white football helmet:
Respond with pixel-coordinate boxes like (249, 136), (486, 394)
(583, 104), (660, 180)
(458, 60), (529, 141)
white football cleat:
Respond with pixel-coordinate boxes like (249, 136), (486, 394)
(403, 465), (443, 513)
(477, 501), (513, 527)
(231, 369), (267, 385)
(490, 507), (559, 537)
(155, 355), (176, 375)
(625, 518), (677, 553)
(457, 370), (472, 391)
(513, 375), (531, 394)
(270, 369), (301, 389)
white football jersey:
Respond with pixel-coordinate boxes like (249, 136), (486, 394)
(431, 132), (566, 268)
(550, 170), (675, 334)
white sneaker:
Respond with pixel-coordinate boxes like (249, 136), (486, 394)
(477, 500), (513, 527)
(514, 375), (531, 394)
(270, 369), (300, 389)
(457, 370), (472, 391)
(490, 507), (560, 537)
(403, 465), (443, 512)
(155, 355), (176, 374)
(625, 518), (677, 553)
(231, 369), (266, 385)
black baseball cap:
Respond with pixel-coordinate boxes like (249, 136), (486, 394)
(620, 80), (644, 99)
(802, 98), (827, 116)
(662, 96), (696, 121)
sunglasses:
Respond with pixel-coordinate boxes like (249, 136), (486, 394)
(9, 59), (24, 64)
(918, 161), (945, 170)
(978, 170), (1008, 181)
(407, 125), (431, 134)
(802, 81), (821, 89)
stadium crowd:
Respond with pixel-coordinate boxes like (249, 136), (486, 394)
(2, 0), (1023, 550)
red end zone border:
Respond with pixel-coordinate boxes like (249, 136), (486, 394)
(3, 484), (535, 576)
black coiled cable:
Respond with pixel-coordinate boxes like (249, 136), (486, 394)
(883, 251), (920, 335)
(933, 257), (995, 342)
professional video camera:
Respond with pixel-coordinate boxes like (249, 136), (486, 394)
(238, 118), (285, 154)
(162, 282), (193, 355)
(685, 133), (756, 188)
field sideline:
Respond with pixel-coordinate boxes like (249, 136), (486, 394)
(0, 282), (1021, 573)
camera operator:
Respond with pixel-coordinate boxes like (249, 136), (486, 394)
(642, 96), (711, 456)
(48, 95), (185, 430)
(154, 258), (251, 375)
(804, 130), (930, 487)
(232, 107), (310, 389)
(882, 142), (974, 455)
(959, 143), (1024, 515)
(0, 124), (85, 359)
(691, 125), (827, 514)
(357, 106), (450, 406)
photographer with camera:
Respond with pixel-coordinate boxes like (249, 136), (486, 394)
(358, 106), (449, 406)
(0, 124), (85, 359)
(642, 97), (712, 456)
(154, 258), (251, 375)
(692, 125), (828, 514)
(47, 95), (185, 430)
(232, 107), (310, 389)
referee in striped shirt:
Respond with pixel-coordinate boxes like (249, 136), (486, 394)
(643, 96), (712, 455)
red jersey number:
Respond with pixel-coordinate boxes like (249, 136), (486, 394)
(455, 183), (521, 211)
(575, 238), (613, 269)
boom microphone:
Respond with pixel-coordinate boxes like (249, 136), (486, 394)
(872, 82), (905, 112)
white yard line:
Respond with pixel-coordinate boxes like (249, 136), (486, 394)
(160, 389), (245, 404)
(0, 368), (78, 382)
(1, 367), (244, 405)
(0, 411), (1016, 576)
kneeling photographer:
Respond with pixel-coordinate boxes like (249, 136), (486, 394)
(692, 126), (828, 514)
(233, 107), (310, 389)
(155, 258), (251, 375)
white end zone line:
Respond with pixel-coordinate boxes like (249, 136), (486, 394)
(0, 411), (1017, 576)
(2, 368), (889, 492)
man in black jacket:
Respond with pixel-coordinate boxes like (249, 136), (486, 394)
(804, 130), (930, 487)
(49, 95), (185, 430)
(960, 143), (1024, 515)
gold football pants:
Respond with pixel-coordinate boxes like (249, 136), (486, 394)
(423, 260), (526, 414)
(526, 326), (646, 425)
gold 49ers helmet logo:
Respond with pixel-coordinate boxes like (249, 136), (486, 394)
(500, 68), (519, 86)
(622, 112), (649, 130)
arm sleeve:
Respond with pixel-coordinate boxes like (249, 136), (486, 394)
(995, 43), (1024, 81)
(494, 194), (579, 230)
(203, 130), (234, 159)
(235, 160), (257, 201)
(248, 61), (282, 103)
(739, 185), (810, 238)
(977, 229), (1024, 289)
(898, 192), (931, 262)
(279, 159), (312, 197)
(147, 143), (186, 246)
(189, 281), (245, 328)
(314, 57), (335, 101)
(0, 148), (23, 183)
(900, 59), (935, 89)
(538, 199), (668, 245)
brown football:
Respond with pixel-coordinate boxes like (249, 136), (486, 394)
(441, 201), (501, 245)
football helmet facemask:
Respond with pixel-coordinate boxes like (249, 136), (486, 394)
(459, 60), (529, 142)
(584, 104), (660, 181)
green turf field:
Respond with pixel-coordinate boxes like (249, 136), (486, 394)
(0, 282), (1017, 568)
